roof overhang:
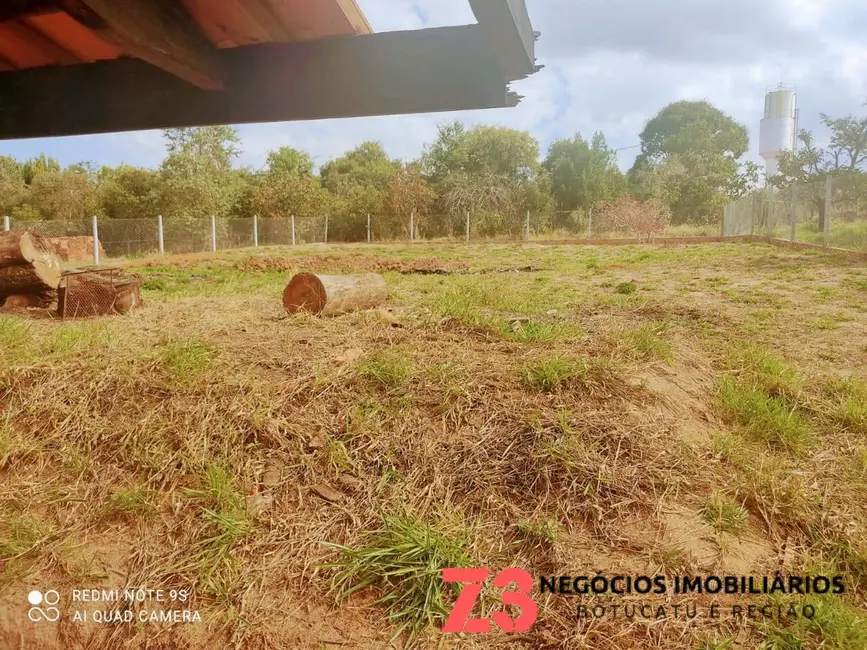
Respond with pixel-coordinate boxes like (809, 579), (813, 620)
(0, 0), (540, 139)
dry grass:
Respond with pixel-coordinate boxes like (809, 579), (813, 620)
(1, 241), (866, 649)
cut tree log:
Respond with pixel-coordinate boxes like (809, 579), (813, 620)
(0, 230), (59, 269)
(0, 264), (61, 305)
(283, 273), (388, 316)
(0, 230), (62, 305)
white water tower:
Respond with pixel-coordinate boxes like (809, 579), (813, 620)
(759, 84), (798, 179)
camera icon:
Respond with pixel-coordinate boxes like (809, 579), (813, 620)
(27, 590), (60, 622)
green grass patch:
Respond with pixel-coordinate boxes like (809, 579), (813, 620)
(519, 356), (617, 393)
(105, 486), (156, 519)
(157, 338), (217, 383)
(615, 282), (637, 295)
(358, 349), (414, 389)
(756, 594), (867, 650)
(727, 343), (800, 399)
(327, 514), (472, 642)
(700, 491), (749, 535)
(0, 516), (52, 559)
(716, 376), (812, 453)
(516, 517), (561, 545)
(615, 321), (673, 363)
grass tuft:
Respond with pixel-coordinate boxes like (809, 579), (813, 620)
(158, 339), (216, 383)
(717, 376), (812, 453)
(519, 356), (617, 393)
(700, 491), (749, 535)
(358, 349), (414, 389)
(328, 514), (471, 642)
(615, 321), (672, 363)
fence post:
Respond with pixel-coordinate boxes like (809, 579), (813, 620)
(324, 215), (329, 244)
(291, 215), (296, 246)
(750, 194), (757, 235)
(157, 215), (165, 254)
(367, 213), (371, 243)
(91, 215), (100, 265)
(253, 214), (259, 248)
(790, 185), (798, 241)
(525, 210), (530, 241)
(587, 208), (592, 240)
(210, 215), (217, 252)
(824, 177), (832, 246)
(409, 211), (415, 243)
(466, 211), (470, 242)
(2, 215), (8, 232)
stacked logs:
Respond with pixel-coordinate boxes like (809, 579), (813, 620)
(0, 230), (62, 308)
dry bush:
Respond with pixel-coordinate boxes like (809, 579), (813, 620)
(595, 196), (672, 238)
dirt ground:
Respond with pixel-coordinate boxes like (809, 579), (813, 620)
(0, 241), (865, 649)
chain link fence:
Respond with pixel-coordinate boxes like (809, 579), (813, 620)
(723, 177), (867, 252)
(14, 195), (860, 265)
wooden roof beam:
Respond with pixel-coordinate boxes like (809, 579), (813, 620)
(61, 0), (224, 89)
(0, 25), (518, 139)
(469, 0), (539, 80)
(0, 0), (60, 23)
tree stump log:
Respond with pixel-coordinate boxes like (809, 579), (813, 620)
(0, 230), (58, 268)
(0, 230), (62, 305)
(283, 273), (387, 316)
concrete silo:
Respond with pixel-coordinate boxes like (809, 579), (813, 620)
(759, 84), (798, 179)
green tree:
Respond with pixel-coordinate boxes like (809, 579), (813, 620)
(320, 142), (399, 240)
(158, 126), (244, 219)
(773, 105), (867, 229)
(0, 155), (26, 216)
(266, 146), (314, 178)
(636, 100), (748, 162)
(630, 101), (751, 224)
(543, 131), (625, 218)
(28, 166), (101, 220)
(99, 165), (161, 220)
(21, 154), (61, 185)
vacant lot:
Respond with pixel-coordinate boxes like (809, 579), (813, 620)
(1, 242), (866, 649)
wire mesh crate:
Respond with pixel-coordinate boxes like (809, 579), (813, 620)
(58, 267), (142, 318)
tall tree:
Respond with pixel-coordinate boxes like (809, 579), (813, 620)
(544, 131), (625, 215)
(773, 104), (867, 229)
(266, 146), (315, 178)
(158, 126), (244, 219)
(630, 101), (751, 223)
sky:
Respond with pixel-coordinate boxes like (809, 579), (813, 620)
(1, 0), (865, 173)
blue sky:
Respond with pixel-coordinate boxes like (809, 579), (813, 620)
(1, 0), (865, 173)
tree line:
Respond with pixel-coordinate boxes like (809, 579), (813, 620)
(1, 99), (864, 240)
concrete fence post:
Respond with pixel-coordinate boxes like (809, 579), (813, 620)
(525, 210), (530, 241)
(367, 213), (371, 243)
(410, 211), (415, 243)
(750, 194), (757, 235)
(253, 214), (259, 248)
(824, 176), (832, 246)
(587, 208), (593, 240)
(210, 215), (217, 252)
(2, 215), (9, 232)
(91, 215), (100, 265)
(790, 185), (798, 241)
(291, 215), (296, 246)
(324, 215), (329, 244)
(157, 215), (165, 254)
(466, 211), (470, 242)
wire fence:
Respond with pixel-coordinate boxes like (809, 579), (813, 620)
(2, 210), (732, 264)
(10, 190), (865, 266)
(723, 176), (867, 252)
